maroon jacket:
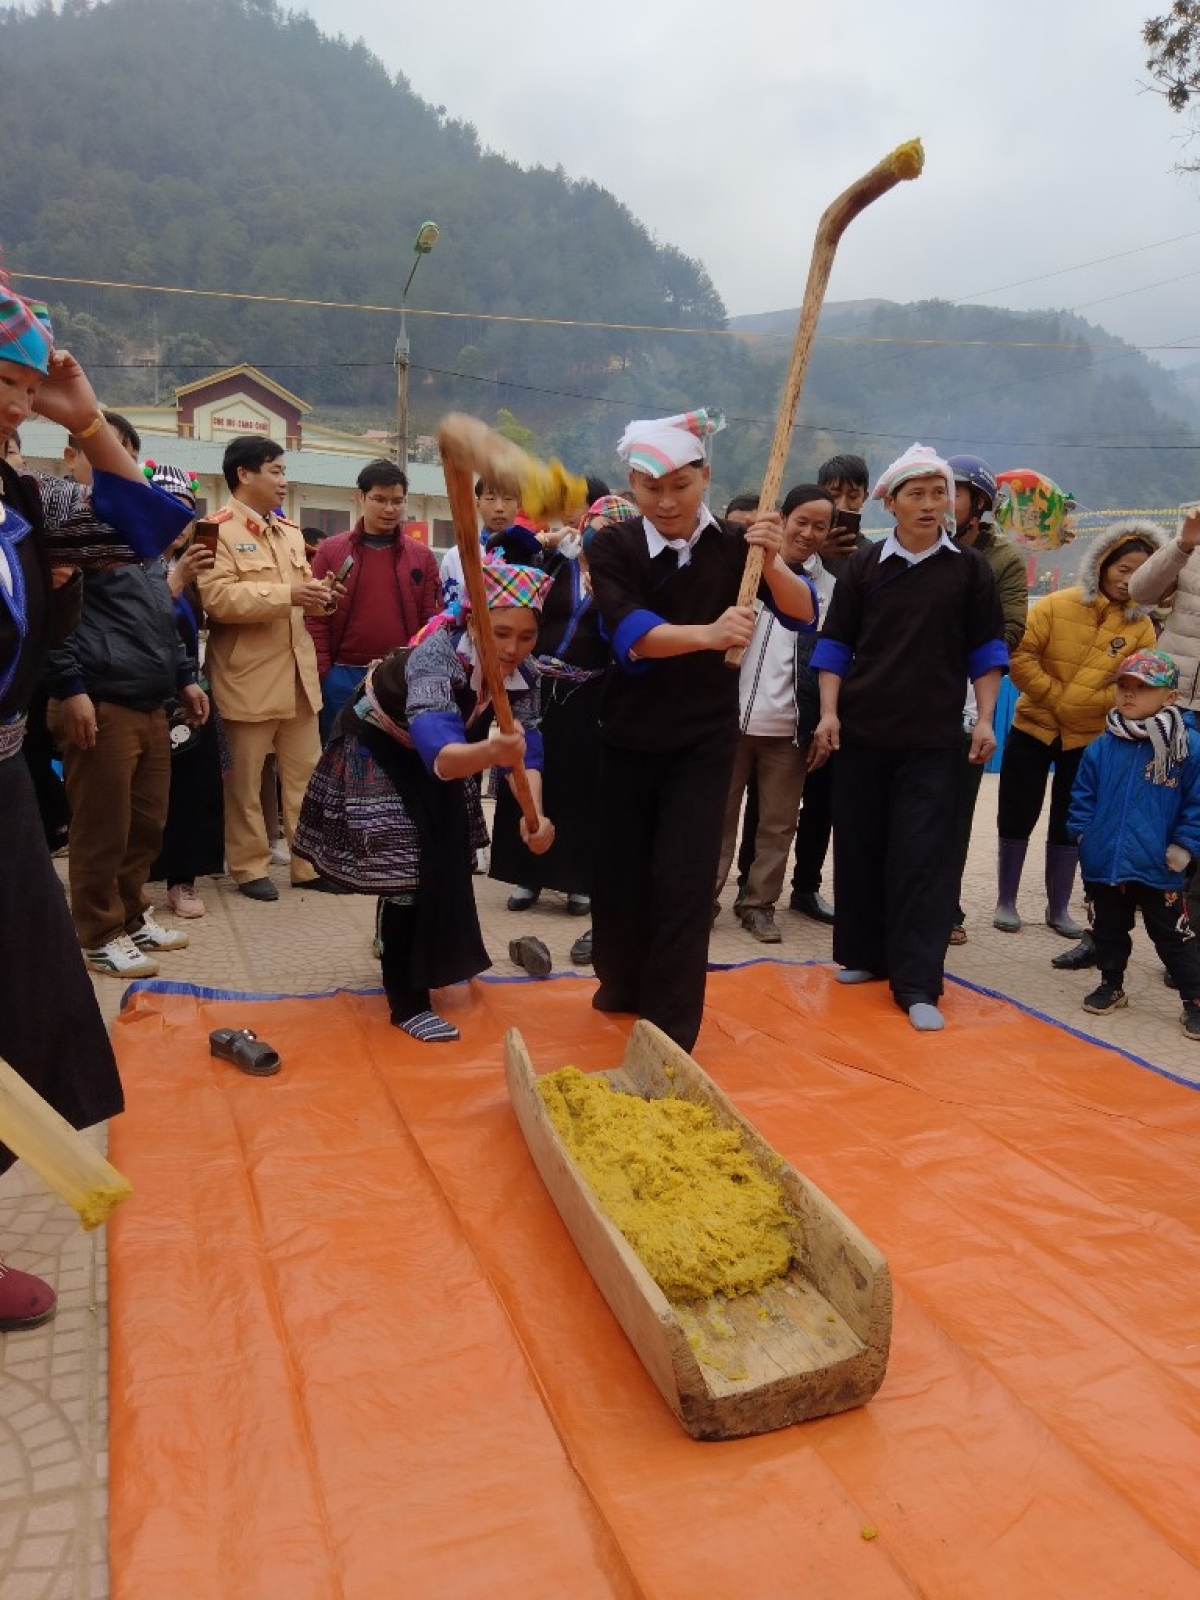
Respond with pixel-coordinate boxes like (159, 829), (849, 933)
(308, 523), (442, 677)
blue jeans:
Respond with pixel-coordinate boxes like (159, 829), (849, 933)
(319, 664), (367, 744)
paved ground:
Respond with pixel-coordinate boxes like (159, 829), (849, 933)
(2, 772), (1197, 1597)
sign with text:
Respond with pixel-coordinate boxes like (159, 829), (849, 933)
(196, 395), (286, 443)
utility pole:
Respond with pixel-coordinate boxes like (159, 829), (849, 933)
(394, 315), (410, 475)
(394, 221), (440, 473)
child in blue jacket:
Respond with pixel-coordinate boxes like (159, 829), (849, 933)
(1066, 649), (1200, 1039)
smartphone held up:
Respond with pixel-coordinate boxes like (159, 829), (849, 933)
(825, 508), (861, 556)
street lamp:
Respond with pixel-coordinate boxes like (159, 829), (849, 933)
(395, 220), (440, 473)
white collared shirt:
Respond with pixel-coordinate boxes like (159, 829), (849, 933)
(642, 504), (719, 568)
(879, 528), (959, 566)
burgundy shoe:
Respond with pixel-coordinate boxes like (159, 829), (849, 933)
(0, 1260), (57, 1331)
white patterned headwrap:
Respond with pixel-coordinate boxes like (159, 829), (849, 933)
(617, 408), (726, 478)
(873, 443), (956, 532)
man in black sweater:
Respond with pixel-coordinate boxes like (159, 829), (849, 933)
(810, 444), (1007, 1032)
(586, 409), (816, 1051)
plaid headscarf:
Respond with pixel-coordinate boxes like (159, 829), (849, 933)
(409, 556), (553, 646)
(581, 493), (639, 553)
(0, 284), (54, 375)
(585, 494), (639, 525)
(616, 408), (725, 478)
(480, 559), (552, 610)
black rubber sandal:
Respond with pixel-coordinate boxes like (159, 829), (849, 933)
(209, 1027), (282, 1077)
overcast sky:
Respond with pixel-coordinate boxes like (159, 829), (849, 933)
(298, 0), (1200, 362)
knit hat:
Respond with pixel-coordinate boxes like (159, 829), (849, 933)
(1117, 649), (1179, 690)
(0, 284), (54, 375)
(616, 408), (725, 478)
(144, 460), (199, 509)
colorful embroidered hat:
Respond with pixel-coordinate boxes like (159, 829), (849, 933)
(480, 558), (553, 610)
(1117, 649), (1179, 689)
(0, 283), (54, 376)
(616, 408), (726, 478)
(145, 460), (199, 508)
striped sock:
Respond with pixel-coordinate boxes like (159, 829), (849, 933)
(396, 1010), (460, 1044)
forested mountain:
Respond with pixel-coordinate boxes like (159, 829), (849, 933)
(730, 299), (1200, 511)
(3, 0), (1199, 509)
(1, 0), (722, 401)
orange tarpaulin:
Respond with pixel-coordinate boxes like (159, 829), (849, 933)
(109, 966), (1200, 1598)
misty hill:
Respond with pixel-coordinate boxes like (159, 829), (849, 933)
(731, 300), (894, 338)
(3, 0), (1199, 508)
(722, 299), (1200, 511)
(1, 0), (722, 404)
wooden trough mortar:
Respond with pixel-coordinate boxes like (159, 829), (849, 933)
(504, 1020), (892, 1440)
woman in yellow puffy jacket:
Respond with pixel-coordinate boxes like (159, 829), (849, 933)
(994, 520), (1164, 936)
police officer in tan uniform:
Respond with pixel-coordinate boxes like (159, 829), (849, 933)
(197, 437), (346, 900)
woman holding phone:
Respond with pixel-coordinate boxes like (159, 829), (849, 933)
(149, 481), (225, 917)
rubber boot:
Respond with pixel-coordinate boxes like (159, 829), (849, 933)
(1045, 843), (1084, 939)
(993, 838), (1028, 932)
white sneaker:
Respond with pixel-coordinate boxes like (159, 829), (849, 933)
(167, 882), (206, 919)
(269, 841), (291, 866)
(130, 911), (189, 952)
(473, 847), (490, 875)
(85, 934), (158, 978)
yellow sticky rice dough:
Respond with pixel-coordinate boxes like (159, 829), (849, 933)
(537, 1067), (793, 1301)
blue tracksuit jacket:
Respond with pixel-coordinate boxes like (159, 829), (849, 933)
(1067, 711), (1200, 890)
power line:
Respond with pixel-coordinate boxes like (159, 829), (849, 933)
(749, 227), (1200, 345)
(18, 266), (1200, 353)
(947, 227), (1200, 306)
(36, 268), (1200, 453)
(91, 354), (1195, 452)
(12, 270), (733, 338)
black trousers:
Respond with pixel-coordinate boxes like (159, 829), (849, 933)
(377, 898), (427, 1022)
(592, 732), (737, 1052)
(736, 755), (834, 895)
(832, 744), (961, 1008)
(21, 682), (69, 847)
(790, 754), (833, 895)
(996, 725), (1084, 846)
(953, 731), (986, 927)
(1086, 880), (1200, 1001)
